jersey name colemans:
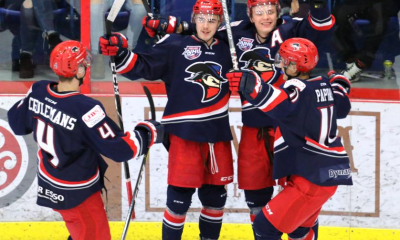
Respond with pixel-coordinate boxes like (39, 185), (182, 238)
(28, 97), (76, 130)
(182, 46), (202, 60)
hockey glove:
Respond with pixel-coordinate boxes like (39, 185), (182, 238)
(328, 70), (351, 94)
(142, 14), (180, 38)
(226, 70), (262, 99)
(134, 120), (164, 149)
(99, 32), (128, 57)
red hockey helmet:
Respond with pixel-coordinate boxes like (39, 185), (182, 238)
(50, 40), (91, 78)
(247, 0), (280, 17)
(192, 0), (224, 22)
(275, 38), (319, 73)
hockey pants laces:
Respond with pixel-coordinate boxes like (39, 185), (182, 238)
(208, 143), (219, 174)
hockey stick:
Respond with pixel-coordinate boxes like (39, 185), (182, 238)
(141, 0), (151, 14)
(326, 52), (334, 72)
(121, 86), (156, 240)
(141, 0), (162, 41)
(221, 0), (239, 70)
(105, 0), (134, 209)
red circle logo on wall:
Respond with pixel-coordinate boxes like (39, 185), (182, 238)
(0, 108), (36, 208)
(0, 125), (23, 191)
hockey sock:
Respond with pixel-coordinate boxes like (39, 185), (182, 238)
(253, 212), (282, 240)
(199, 206), (224, 240)
(163, 185), (195, 240)
(198, 185), (227, 239)
(288, 220), (318, 240)
(162, 208), (186, 240)
(312, 219), (319, 239)
(244, 187), (274, 222)
(90, 3), (104, 53)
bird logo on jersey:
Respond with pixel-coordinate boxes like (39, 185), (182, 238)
(239, 47), (277, 83)
(185, 62), (227, 103)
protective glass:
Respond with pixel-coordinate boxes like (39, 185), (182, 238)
(274, 52), (295, 69)
(252, 5), (277, 16)
(192, 14), (220, 24)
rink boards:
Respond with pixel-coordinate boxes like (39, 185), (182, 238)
(1, 94), (400, 239)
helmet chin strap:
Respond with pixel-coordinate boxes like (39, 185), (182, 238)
(283, 67), (300, 80)
(75, 66), (87, 86)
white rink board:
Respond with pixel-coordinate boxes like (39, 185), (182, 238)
(1, 95), (400, 229)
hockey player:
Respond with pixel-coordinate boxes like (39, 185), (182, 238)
(142, 0), (336, 229)
(227, 37), (353, 240)
(7, 40), (163, 240)
(99, 1), (233, 239)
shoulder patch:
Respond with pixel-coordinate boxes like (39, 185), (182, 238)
(284, 79), (306, 92)
(82, 105), (106, 128)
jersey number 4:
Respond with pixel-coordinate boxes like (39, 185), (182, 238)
(36, 119), (60, 168)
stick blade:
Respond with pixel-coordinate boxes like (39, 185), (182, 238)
(107, 0), (126, 22)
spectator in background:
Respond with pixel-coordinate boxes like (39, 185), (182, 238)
(88, 0), (146, 79)
(280, 0), (310, 18)
(333, 0), (399, 82)
(19, 0), (64, 78)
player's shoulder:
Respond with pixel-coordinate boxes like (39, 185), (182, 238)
(218, 19), (249, 32)
(31, 80), (55, 90)
(74, 95), (103, 110)
(303, 76), (331, 91)
(72, 96), (108, 128)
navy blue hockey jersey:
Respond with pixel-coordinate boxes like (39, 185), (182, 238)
(7, 81), (149, 209)
(115, 34), (233, 143)
(216, 3), (335, 128)
(243, 75), (353, 186)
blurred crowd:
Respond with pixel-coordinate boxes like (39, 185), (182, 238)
(0, 0), (399, 83)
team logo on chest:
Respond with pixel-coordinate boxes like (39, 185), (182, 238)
(185, 61), (227, 103)
(182, 46), (202, 60)
(237, 37), (254, 51)
(239, 47), (277, 83)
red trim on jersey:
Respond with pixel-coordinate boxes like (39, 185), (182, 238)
(38, 150), (99, 185)
(274, 127), (282, 140)
(304, 136), (345, 152)
(122, 131), (139, 159)
(272, 75), (286, 87)
(306, 76), (323, 82)
(119, 53), (138, 74)
(308, 15), (335, 31)
(329, 75), (350, 85)
(260, 87), (288, 112)
(47, 84), (80, 98)
(162, 93), (229, 120)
